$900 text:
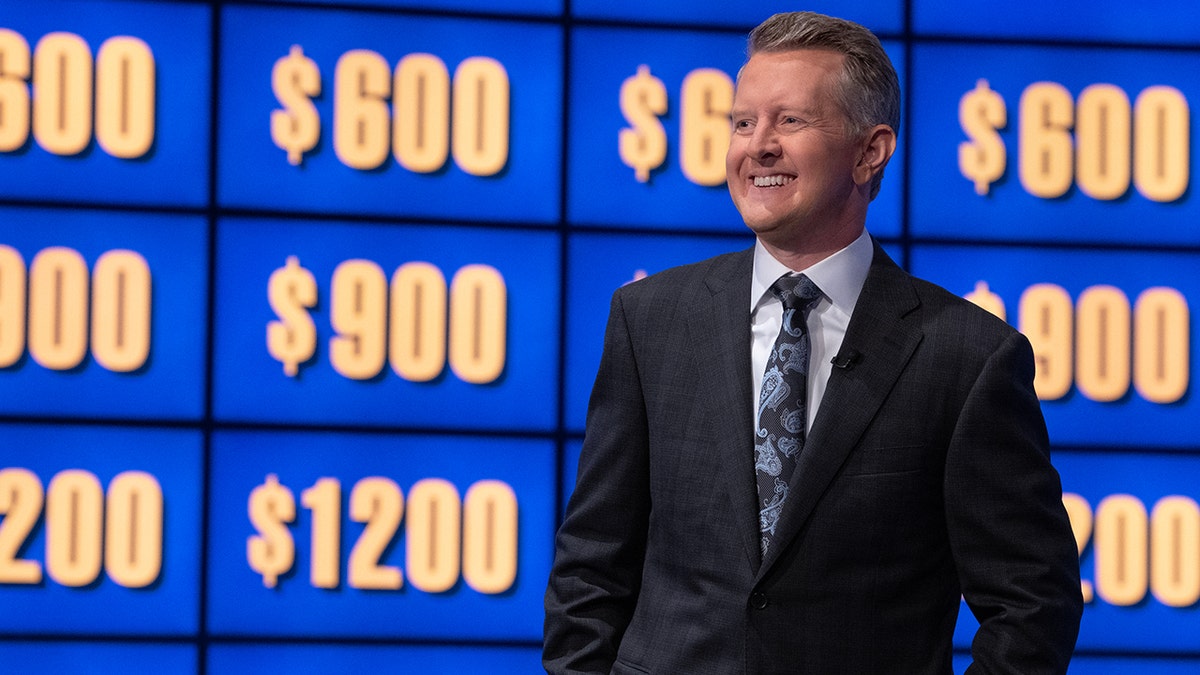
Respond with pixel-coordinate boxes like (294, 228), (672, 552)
(267, 256), (506, 383)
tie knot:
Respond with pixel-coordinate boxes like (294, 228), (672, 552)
(770, 274), (823, 311)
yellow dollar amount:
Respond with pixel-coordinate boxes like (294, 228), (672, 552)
(0, 245), (151, 372)
(266, 256), (506, 383)
(0, 29), (154, 158)
(271, 45), (508, 174)
(618, 64), (732, 186)
(247, 474), (518, 594)
(958, 79), (1189, 201)
(1064, 493), (1200, 607)
(0, 468), (163, 588)
(966, 281), (1189, 403)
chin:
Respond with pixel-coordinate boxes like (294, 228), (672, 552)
(742, 221), (792, 244)
(740, 209), (793, 233)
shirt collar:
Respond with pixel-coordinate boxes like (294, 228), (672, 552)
(751, 229), (874, 317)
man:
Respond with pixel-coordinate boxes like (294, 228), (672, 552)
(545, 11), (1082, 675)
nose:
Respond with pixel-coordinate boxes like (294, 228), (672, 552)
(747, 123), (781, 160)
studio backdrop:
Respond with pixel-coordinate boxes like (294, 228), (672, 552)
(0, 0), (1198, 672)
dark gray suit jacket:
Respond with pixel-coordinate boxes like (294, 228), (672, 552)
(544, 243), (1082, 674)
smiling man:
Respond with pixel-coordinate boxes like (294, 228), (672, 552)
(544, 11), (1082, 674)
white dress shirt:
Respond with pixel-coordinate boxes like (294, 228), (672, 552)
(750, 230), (874, 432)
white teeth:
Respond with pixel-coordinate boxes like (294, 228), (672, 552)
(753, 175), (793, 187)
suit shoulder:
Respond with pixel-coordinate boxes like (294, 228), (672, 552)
(615, 247), (750, 299)
(889, 273), (1037, 384)
(906, 274), (1019, 340)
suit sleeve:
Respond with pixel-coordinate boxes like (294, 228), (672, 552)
(946, 330), (1084, 674)
(543, 289), (651, 674)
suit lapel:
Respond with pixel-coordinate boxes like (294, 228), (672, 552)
(686, 248), (763, 570)
(758, 243), (925, 575)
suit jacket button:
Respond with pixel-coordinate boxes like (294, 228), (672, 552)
(750, 592), (768, 610)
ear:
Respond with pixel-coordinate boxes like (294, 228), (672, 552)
(853, 124), (897, 187)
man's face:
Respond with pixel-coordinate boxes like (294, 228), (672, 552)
(726, 49), (864, 249)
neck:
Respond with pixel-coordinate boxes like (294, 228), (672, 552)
(758, 224), (865, 272)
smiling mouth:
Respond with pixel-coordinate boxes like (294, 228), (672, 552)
(753, 175), (794, 187)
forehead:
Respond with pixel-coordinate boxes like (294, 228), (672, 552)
(733, 49), (845, 106)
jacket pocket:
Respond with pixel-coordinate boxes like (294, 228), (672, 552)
(840, 443), (929, 476)
(611, 656), (651, 674)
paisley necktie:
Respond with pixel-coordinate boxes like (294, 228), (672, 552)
(755, 273), (823, 557)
